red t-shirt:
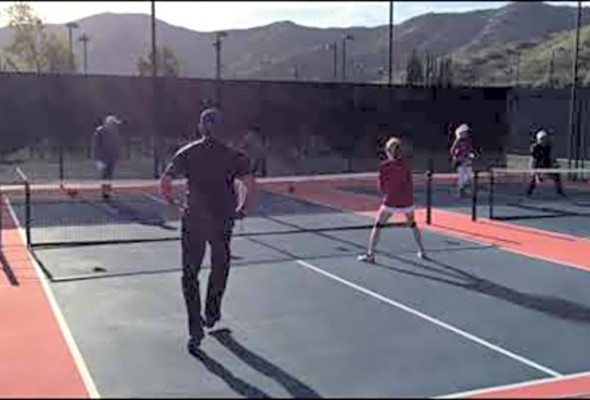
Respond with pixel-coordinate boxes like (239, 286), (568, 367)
(378, 158), (413, 208)
(450, 138), (474, 161)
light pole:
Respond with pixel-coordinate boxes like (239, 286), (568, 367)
(568, 0), (582, 172)
(325, 42), (337, 80)
(354, 62), (365, 82)
(292, 65), (299, 80)
(61, 22), (78, 180)
(514, 51), (520, 87)
(213, 31), (228, 105)
(150, 0), (160, 178)
(547, 47), (566, 88)
(341, 33), (354, 82)
(65, 22), (79, 73)
(548, 49), (556, 88)
(388, 0), (394, 85)
(259, 59), (271, 79)
(78, 33), (89, 75)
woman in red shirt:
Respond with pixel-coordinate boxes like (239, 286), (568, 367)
(358, 137), (426, 263)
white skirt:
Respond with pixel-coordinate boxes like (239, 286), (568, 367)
(380, 204), (415, 214)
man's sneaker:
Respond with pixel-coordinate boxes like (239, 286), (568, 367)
(187, 336), (202, 355)
(357, 253), (375, 264)
(417, 251), (427, 260)
(203, 314), (220, 330)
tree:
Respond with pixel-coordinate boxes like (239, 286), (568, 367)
(436, 57), (454, 87)
(2, 2), (74, 73)
(405, 50), (424, 87)
(424, 52), (437, 87)
(43, 31), (72, 73)
(137, 45), (180, 77)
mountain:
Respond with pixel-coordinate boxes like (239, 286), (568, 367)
(0, 1), (588, 84)
(452, 23), (590, 87)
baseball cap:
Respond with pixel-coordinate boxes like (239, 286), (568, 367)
(199, 108), (223, 126)
(104, 115), (122, 125)
(455, 124), (471, 136)
(536, 130), (548, 141)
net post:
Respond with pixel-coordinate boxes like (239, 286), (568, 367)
(0, 184), (3, 251)
(471, 170), (478, 222)
(58, 145), (64, 181)
(24, 181), (31, 247)
(488, 167), (494, 220)
(426, 169), (432, 225)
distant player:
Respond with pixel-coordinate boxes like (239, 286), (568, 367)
(237, 128), (266, 177)
(526, 130), (564, 197)
(450, 123), (476, 198)
(358, 136), (426, 263)
(92, 114), (123, 199)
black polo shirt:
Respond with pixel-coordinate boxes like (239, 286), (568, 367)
(164, 136), (252, 224)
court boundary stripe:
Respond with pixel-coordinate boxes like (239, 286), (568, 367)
(426, 219), (590, 276)
(295, 259), (562, 378)
(5, 197), (101, 399)
(435, 369), (590, 398)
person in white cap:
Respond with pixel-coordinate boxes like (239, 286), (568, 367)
(91, 114), (123, 199)
(450, 123), (476, 197)
(526, 129), (564, 196)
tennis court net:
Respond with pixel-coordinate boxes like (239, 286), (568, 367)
(487, 168), (590, 221)
(0, 171), (441, 250)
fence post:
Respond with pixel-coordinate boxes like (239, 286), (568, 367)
(488, 168), (494, 220)
(426, 170), (432, 225)
(471, 170), (478, 221)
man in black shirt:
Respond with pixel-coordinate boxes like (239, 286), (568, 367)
(526, 130), (564, 196)
(159, 108), (256, 352)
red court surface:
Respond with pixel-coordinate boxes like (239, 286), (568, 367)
(0, 198), (93, 398)
(3, 175), (590, 398)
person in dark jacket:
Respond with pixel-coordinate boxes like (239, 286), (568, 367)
(526, 130), (564, 197)
(159, 108), (257, 353)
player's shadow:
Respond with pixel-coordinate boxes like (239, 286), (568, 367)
(97, 199), (178, 230)
(0, 252), (18, 286)
(190, 348), (271, 398)
(374, 253), (590, 324)
(209, 328), (322, 399)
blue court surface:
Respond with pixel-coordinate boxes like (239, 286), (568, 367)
(9, 179), (590, 398)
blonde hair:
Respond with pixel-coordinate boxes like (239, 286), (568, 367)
(385, 136), (401, 158)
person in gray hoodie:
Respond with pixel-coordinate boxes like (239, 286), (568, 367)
(92, 115), (123, 199)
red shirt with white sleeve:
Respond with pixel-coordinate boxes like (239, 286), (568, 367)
(450, 138), (474, 162)
(378, 158), (413, 208)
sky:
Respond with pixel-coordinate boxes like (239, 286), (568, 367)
(0, 1), (584, 32)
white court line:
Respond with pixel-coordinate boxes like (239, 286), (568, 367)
(436, 369), (590, 398)
(144, 193), (167, 206)
(295, 259), (562, 379)
(5, 198), (101, 399)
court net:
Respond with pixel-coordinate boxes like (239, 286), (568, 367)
(0, 171), (442, 250)
(487, 168), (590, 221)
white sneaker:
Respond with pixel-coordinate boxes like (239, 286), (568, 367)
(357, 253), (376, 264)
(417, 251), (427, 260)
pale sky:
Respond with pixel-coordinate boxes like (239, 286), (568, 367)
(0, 1), (584, 32)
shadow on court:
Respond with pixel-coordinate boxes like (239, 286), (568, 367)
(190, 348), (272, 398)
(374, 254), (590, 324)
(1, 253), (19, 286)
(190, 328), (322, 398)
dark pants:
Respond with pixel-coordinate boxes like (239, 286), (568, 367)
(98, 160), (116, 180)
(526, 173), (564, 196)
(181, 216), (234, 339)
